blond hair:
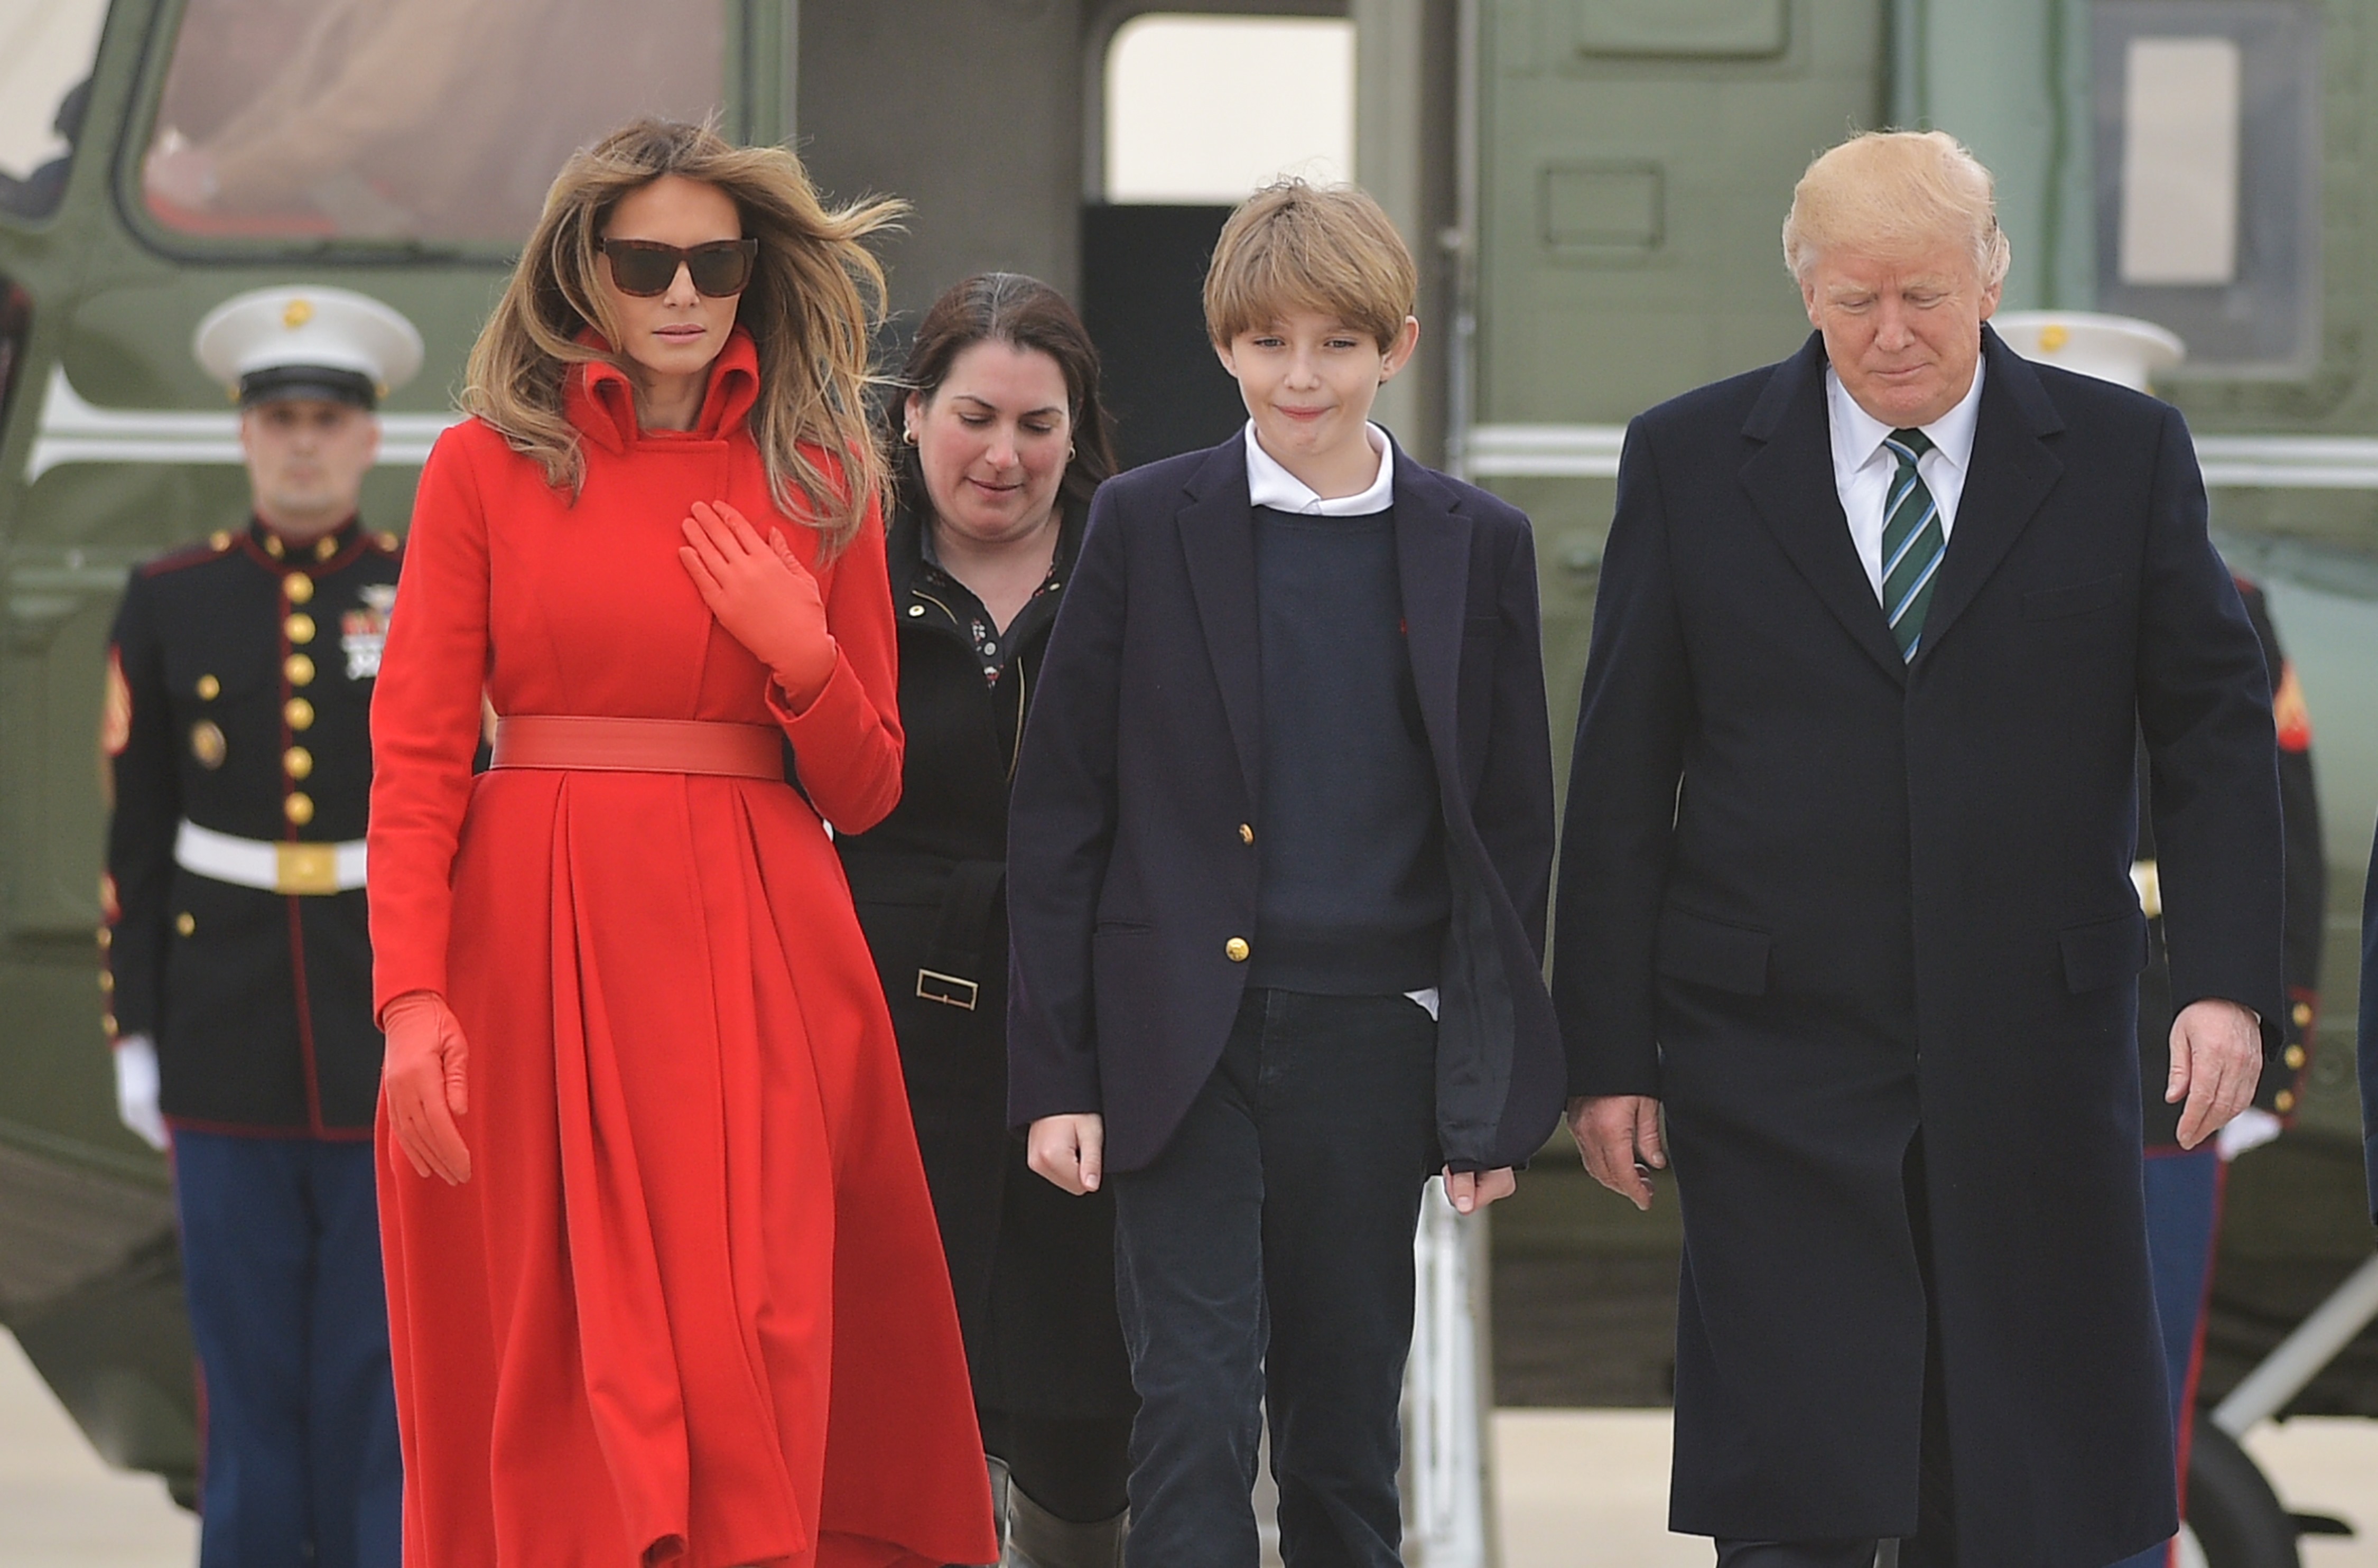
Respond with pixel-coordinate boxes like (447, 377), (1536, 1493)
(1203, 179), (1417, 350)
(462, 118), (904, 551)
(1781, 129), (2011, 289)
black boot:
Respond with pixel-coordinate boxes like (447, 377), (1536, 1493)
(1006, 1481), (1127, 1568)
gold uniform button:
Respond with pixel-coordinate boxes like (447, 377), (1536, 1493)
(96, 926), (112, 951)
(285, 792), (315, 826)
(2275, 1089), (2298, 1114)
(283, 573), (315, 605)
(1224, 937), (1250, 963)
(196, 674), (221, 701)
(285, 697), (315, 730)
(101, 1013), (118, 1036)
(2284, 1044), (2307, 1070)
(175, 912), (196, 936)
(2292, 1001), (2314, 1028)
(284, 653), (315, 685)
(189, 720), (226, 769)
(284, 746), (314, 780)
(99, 971), (113, 993)
(1238, 823), (1255, 845)
(286, 613), (316, 644)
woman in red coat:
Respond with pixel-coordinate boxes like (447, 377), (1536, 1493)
(367, 119), (996, 1568)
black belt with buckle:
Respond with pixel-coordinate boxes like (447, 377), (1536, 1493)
(837, 847), (1007, 1014)
(916, 858), (1006, 1010)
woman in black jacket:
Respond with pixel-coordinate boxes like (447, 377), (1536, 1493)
(837, 273), (1134, 1567)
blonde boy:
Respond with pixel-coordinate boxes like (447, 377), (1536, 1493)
(1007, 181), (1564, 1566)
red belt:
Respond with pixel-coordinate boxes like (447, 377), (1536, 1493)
(489, 716), (783, 779)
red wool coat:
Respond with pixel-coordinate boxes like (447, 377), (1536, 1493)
(367, 329), (996, 1568)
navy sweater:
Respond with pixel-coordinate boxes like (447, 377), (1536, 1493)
(1248, 505), (1451, 993)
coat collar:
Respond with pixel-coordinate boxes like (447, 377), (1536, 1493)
(1175, 430), (1472, 805)
(565, 326), (761, 454)
(1739, 327), (2065, 679)
(1913, 327), (2065, 658)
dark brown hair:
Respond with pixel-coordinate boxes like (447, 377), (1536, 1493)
(887, 272), (1119, 528)
(463, 118), (905, 551)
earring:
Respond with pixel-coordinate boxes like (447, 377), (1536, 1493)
(1067, 443), (1077, 460)
(903, 427), (918, 447)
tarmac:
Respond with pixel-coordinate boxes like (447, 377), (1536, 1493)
(4, 1329), (2374, 1567)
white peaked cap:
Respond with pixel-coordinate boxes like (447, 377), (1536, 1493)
(192, 285), (426, 401)
(1992, 311), (2185, 393)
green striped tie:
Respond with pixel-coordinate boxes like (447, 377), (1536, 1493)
(1880, 428), (1944, 660)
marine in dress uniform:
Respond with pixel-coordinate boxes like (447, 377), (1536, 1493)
(102, 285), (421, 1568)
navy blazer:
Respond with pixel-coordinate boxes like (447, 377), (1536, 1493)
(1007, 433), (1564, 1174)
(1552, 329), (2283, 1562)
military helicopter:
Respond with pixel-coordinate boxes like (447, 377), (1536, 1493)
(2, 3), (2374, 1566)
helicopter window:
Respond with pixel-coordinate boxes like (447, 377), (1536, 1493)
(0, 0), (108, 221)
(138, 0), (728, 247)
(1104, 13), (1353, 202)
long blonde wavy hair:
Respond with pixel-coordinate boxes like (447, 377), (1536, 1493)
(462, 118), (904, 552)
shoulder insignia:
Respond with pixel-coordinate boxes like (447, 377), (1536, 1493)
(2274, 662), (2312, 752)
(101, 648), (132, 757)
(210, 530), (233, 552)
(374, 530), (400, 553)
(140, 538), (233, 577)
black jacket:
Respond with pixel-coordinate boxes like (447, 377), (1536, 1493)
(2138, 576), (2321, 1147)
(835, 503), (1132, 1419)
(1553, 330), (2283, 1565)
(1006, 434), (1564, 1174)
(104, 518), (398, 1135)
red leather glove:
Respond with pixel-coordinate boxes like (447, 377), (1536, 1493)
(678, 499), (838, 708)
(382, 989), (471, 1184)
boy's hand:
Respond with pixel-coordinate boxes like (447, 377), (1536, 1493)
(1443, 1166), (1516, 1214)
(1028, 1114), (1106, 1195)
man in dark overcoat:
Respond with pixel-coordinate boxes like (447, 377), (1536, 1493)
(1553, 131), (2284, 1568)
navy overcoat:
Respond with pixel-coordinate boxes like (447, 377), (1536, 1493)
(1008, 434), (1565, 1175)
(1554, 330), (2284, 1567)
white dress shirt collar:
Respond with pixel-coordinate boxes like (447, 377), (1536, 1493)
(1242, 422), (1396, 516)
(1823, 357), (1987, 600)
(1824, 357), (1986, 504)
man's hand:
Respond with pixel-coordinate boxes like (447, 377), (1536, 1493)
(113, 1035), (169, 1152)
(2168, 998), (2263, 1151)
(1443, 1167), (1517, 1215)
(1567, 1094), (1666, 1212)
(1028, 1114), (1105, 1195)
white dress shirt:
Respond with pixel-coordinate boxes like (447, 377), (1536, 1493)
(1242, 421), (1395, 515)
(1824, 360), (1985, 601)
(1240, 420), (1439, 1020)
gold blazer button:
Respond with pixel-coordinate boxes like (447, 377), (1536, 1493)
(1225, 937), (1250, 963)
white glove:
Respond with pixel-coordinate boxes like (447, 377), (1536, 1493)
(2216, 1105), (2283, 1163)
(113, 1035), (168, 1151)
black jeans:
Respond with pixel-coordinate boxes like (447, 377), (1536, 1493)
(1111, 988), (1438, 1568)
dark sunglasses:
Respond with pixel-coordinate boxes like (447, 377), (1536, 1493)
(599, 237), (759, 298)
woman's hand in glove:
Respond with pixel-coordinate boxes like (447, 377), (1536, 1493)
(382, 989), (471, 1184)
(678, 500), (838, 709)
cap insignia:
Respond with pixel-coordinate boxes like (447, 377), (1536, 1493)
(283, 298), (314, 330)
